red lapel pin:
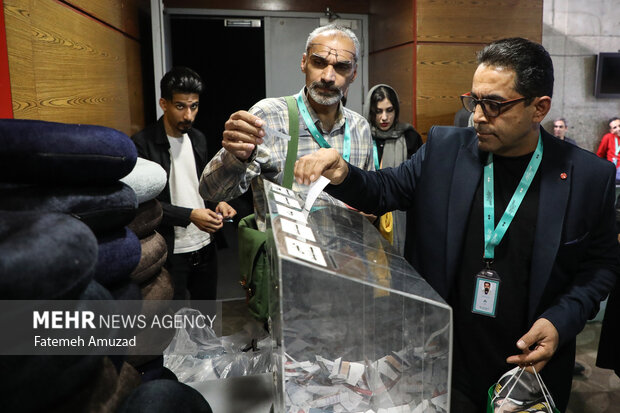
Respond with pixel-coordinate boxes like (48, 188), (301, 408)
(560, 172), (567, 180)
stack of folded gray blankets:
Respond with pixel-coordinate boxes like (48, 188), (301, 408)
(0, 119), (212, 413)
(120, 157), (177, 380)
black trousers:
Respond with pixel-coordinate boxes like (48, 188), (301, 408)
(166, 242), (218, 301)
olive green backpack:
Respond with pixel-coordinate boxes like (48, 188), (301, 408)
(238, 96), (299, 321)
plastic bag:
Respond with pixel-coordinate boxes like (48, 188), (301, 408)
(163, 308), (272, 383)
(487, 366), (559, 413)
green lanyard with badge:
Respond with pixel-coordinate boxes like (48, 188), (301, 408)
(472, 134), (543, 317)
(295, 94), (351, 162)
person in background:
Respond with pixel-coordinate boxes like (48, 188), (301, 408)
(199, 24), (374, 231)
(132, 66), (236, 301)
(364, 84), (422, 255)
(596, 117), (620, 166)
(454, 107), (475, 128)
(552, 117), (577, 146)
(293, 37), (619, 412)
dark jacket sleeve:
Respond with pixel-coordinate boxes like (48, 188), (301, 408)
(160, 203), (193, 228)
(326, 139), (427, 215)
(130, 129), (149, 160)
(130, 127), (194, 228)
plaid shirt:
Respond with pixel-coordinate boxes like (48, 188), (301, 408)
(199, 87), (374, 231)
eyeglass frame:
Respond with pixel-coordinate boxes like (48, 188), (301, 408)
(460, 92), (529, 118)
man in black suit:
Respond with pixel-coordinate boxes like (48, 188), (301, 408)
(132, 66), (236, 301)
(596, 197), (620, 378)
(292, 38), (619, 412)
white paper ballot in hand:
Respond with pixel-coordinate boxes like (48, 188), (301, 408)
(263, 125), (290, 141)
(303, 175), (331, 216)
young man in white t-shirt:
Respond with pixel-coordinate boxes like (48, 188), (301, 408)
(132, 66), (236, 300)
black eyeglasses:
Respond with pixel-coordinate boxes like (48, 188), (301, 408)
(460, 92), (528, 118)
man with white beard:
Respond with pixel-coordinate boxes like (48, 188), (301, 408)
(199, 24), (374, 231)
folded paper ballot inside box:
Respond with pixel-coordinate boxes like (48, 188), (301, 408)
(261, 181), (453, 413)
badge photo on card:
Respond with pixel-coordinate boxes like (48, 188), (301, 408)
(472, 272), (500, 317)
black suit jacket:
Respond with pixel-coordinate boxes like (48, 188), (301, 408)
(328, 125), (619, 409)
(598, 282), (620, 376)
(131, 117), (212, 255)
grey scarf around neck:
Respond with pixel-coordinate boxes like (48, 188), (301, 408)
(371, 122), (415, 169)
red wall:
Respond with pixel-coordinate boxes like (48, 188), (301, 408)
(0, 0), (14, 118)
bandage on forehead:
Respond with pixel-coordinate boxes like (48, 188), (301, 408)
(308, 43), (356, 63)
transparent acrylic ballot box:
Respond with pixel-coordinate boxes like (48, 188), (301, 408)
(263, 181), (452, 413)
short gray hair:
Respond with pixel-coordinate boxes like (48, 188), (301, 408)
(305, 24), (360, 62)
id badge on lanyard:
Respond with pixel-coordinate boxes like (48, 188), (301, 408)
(472, 265), (501, 317)
(472, 134), (543, 317)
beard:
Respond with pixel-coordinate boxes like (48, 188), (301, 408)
(308, 81), (343, 106)
(176, 121), (193, 134)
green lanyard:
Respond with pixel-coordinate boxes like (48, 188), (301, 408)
(296, 93), (351, 162)
(483, 134), (543, 260)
